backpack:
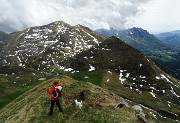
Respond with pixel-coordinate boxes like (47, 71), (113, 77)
(53, 86), (62, 98)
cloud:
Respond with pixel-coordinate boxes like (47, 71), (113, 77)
(0, 0), (150, 32)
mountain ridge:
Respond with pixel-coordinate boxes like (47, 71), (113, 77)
(95, 27), (180, 79)
(64, 37), (180, 120)
(0, 20), (105, 69)
(0, 76), (157, 123)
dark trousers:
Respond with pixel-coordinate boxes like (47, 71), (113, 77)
(49, 100), (63, 114)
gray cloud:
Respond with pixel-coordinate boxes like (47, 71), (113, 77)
(0, 0), (150, 32)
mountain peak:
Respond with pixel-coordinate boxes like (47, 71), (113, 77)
(0, 21), (105, 69)
(123, 27), (150, 38)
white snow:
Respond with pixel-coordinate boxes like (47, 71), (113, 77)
(89, 64), (95, 71)
(81, 29), (99, 45)
(108, 71), (112, 74)
(19, 33), (24, 37)
(140, 64), (142, 67)
(59, 66), (65, 69)
(84, 76), (89, 79)
(17, 56), (22, 66)
(160, 74), (172, 84)
(38, 78), (46, 81)
(64, 68), (73, 72)
(125, 73), (130, 78)
(155, 76), (160, 79)
(149, 92), (156, 98)
(150, 112), (157, 118)
(4, 59), (7, 64)
(170, 87), (180, 97)
(102, 48), (111, 51)
(32, 33), (40, 37)
(150, 87), (158, 91)
(119, 72), (126, 84)
(140, 75), (146, 79)
(25, 35), (34, 39)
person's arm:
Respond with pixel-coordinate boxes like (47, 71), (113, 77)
(47, 86), (55, 95)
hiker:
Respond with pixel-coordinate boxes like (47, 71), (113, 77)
(47, 79), (63, 115)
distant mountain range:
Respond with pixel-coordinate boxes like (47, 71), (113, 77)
(156, 30), (180, 48)
(96, 28), (180, 79)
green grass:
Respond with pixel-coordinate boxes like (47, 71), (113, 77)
(0, 70), (179, 123)
(158, 116), (180, 123)
(0, 76), (146, 123)
(28, 106), (138, 123)
(0, 73), (46, 109)
(70, 70), (104, 86)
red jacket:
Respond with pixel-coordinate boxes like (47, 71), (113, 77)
(47, 83), (61, 100)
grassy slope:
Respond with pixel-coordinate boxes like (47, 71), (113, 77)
(0, 68), (40, 109)
(0, 75), (157, 123)
(69, 70), (180, 123)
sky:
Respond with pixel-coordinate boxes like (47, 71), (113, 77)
(0, 0), (180, 34)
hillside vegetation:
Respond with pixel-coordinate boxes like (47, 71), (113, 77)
(0, 75), (157, 123)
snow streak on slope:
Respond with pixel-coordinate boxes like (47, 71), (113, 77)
(1, 21), (104, 70)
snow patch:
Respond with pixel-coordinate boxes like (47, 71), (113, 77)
(139, 75), (146, 79)
(125, 73), (130, 78)
(108, 71), (112, 74)
(84, 76), (89, 79)
(38, 78), (46, 81)
(139, 64), (142, 67)
(89, 64), (95, 71)
(64, 68), (73, 72)
(155, 76), (160, 79)
(160, 74), (172, 84)
(150, 112), (157, 118)
(119, 72), (126, 84)
(170, 87), (180, 97)
(119, 68), (126, 84)
(149, 92), (156, 98)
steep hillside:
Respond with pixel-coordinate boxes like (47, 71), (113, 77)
(65, 37), (180, 121)
(0, 66), (43, 109)
(0, 76), (157, 123)
(96, 28), (180, 79)
(0, 31), (11, 51)
(0, 21), (105, 69)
